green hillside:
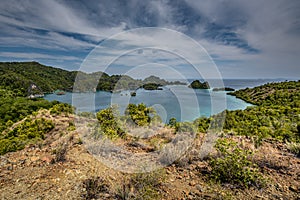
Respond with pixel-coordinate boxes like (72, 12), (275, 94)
(0, 62), (77, 95)
(0, 62), (185, 95)
(195, 80), (300, 143)
(229, 80), (300, 106)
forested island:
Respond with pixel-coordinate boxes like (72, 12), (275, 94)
(0, 62), (185, 96)
(0, 62), (299, 199)
(188, 80), (210, 89)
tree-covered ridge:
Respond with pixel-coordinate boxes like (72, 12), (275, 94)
(195, 80), (300, 143)
(0, 62), (185, 95)
(75, 73), (185, 92)
(229, 80), (300, 106)
(0, 62), (77, 95)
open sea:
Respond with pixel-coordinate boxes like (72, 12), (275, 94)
(44, 79), (291, 122)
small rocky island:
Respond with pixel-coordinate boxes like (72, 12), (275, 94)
(188, 80), (210, 89)
(142, 83), (163, 90)
(212, 87), (235, 92)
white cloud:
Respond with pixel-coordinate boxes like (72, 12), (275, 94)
(0, 0), (299, 77)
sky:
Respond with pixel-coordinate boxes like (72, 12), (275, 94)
(0, 0), (300, 79)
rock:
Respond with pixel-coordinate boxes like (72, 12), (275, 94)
(276, 183), (282, 188)
(275, 183), (283, 192)
(19, 159), (26, 165)
(195, 184), (203, 192)
(183, 190), (189, 196)
(189, 180), (196, 186)
(188, 191), (196, 199)
(103, 193), (110, 198)
(189, 171), (195, 177)
(177, 175), (183, 179)
(289, 185), (298, 192)
(41, 155), (52, 163)
(30, 156), (40, 162)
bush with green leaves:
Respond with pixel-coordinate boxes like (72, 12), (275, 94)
(95, 104), (162, 140)
(95, 106), (125, 139)
(287, 142), (300, 157)
(209, 139), (265, 188)
(194, 117), (211, 133)
(125, 103), (156, 127)
(50, 103), (75, 115)
(222, 106), (300, 142)
(168, 117), (178, 128)
(0, 118), (54, 155)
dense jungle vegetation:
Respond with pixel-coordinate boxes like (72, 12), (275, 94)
(0, 62), (184, 95)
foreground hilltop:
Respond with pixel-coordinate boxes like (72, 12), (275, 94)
(0, 78), (299, 199)
(0, 109), (299, 199)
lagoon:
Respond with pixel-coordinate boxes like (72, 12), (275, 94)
(44, 84), (252, 123)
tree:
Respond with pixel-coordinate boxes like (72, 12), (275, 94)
(96, 106), (124, 139)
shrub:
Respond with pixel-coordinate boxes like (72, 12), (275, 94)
(52, 142), (68, 163)
(169, 118), (198, 134)
(95, 104), (161, 140)
(116, 170), (165, 200)
(125, 103), (154, 127)
(96, 106), (125, 140)
(194, 117), (211, 133)
(209, 139), (265, 188)
(77, 111), (96, 119)
(0, 118), (54, 155)
(168, 117), (178, 128)
(287, 142), (300, 157)
(67, 121), (76, 131)
(81, 177), (109, 199)
(177, 121), (196, 133)
(50, 103), (74, 115)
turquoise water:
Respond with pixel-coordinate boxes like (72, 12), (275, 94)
(44, 85), (252, 123)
